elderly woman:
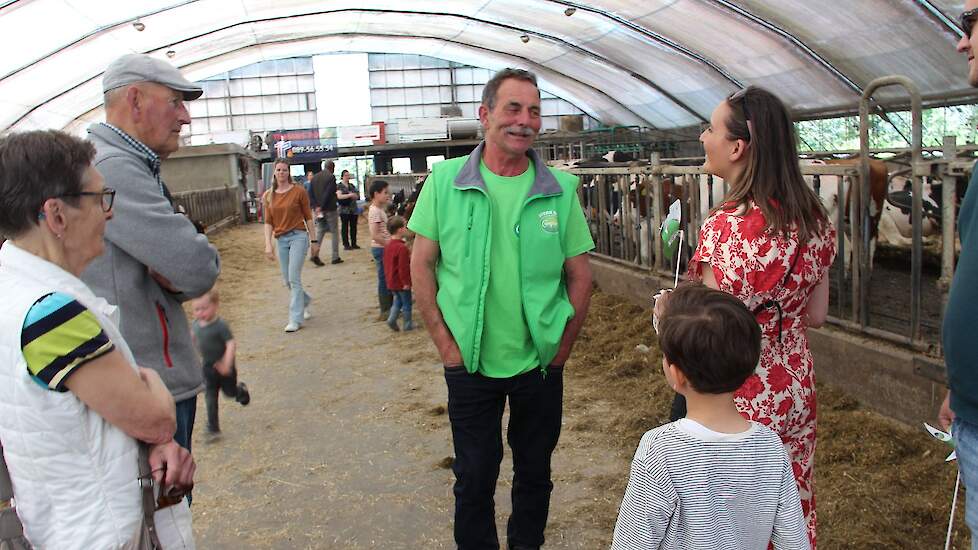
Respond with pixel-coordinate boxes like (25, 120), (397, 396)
(0, 130), (195, 549)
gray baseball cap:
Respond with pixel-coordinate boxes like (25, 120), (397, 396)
(102, 53), (203, 100)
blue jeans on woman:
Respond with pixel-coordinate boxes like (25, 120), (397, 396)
(277, 230), (311, 325)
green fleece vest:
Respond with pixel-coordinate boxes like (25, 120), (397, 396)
(409, 142), (589, 374)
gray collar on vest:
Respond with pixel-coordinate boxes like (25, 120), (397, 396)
(454, 141), (563, 197)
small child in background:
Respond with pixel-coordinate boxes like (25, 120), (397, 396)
(612, 283), (809, 550)
(383, 215), (413, 332)
(191, 288), (251, 438)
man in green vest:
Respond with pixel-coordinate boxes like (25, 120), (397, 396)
(409, 68), (594, 549)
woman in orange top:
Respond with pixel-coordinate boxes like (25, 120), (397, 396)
(263, 160), (314, 332)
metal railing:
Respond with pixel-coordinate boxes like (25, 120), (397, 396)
(570, 146), (967, 358)
(171, 186), (241, 230)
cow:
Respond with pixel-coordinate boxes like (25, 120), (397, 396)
(802, 157), (889, 270)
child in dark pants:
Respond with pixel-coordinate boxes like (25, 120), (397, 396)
(383, 215), (413, 331)
(191, 288), (250, 436)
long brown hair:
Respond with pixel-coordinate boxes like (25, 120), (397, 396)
(720, 86), (827, 241)
(266, 159), (290, 207)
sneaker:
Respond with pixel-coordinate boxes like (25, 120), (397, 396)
(331, 258), (344, 264)
(303, 307), (311, 320)
(284, 322), (300, 332)
(236, 382), (251, 406)
(387, 318), (400, 332)
(311, 256), (325, 267)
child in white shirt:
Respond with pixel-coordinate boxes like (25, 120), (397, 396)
(612, 283), (810, 550)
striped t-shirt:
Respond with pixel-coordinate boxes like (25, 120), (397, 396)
(612, 419), (810, 550)
(21, 292), (115, 392)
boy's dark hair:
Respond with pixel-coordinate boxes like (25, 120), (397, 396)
(387, 215), (406, 235)
(0, 130), (96, 238)
(658, 283), (761, 394)
(368, 179), (389, 199)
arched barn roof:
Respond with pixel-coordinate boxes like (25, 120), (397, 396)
(1, 0), (974, 134)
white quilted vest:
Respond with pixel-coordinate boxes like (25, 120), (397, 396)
(0, 243), (141, 549)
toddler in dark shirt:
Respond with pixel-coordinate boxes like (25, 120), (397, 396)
(191, 288), (250, 437)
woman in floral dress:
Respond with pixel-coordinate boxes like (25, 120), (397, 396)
(688, 86), (837, 547)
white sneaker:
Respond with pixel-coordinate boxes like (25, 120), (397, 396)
(303, 307), (311, 320)
(284, 322), (300, 333)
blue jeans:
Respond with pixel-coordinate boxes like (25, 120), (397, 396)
(174, 396), (197, 505)
(371, 246), (391, 300)
(387, 290), (413, 327)
(954, 417), (978, 549)
(277, 230), (312, 325)
(174, 396), (197, 452)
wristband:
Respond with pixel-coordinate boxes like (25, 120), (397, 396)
(311, 240), (318, 243)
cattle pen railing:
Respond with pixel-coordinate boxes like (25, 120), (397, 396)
(569, 153), (968, 364)
(171, 186), (241, 232)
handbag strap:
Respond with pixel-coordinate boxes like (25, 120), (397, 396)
(137, 444), (163, 550)
(0, 442), (27, 543)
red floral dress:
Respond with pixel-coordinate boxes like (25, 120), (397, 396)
(688, 202), (836, 548)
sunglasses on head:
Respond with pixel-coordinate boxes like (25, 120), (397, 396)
(962, 7), (978, 38)
(728, 88), (753, 142)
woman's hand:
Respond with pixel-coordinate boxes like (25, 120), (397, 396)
(148, 440), (196, 491)
(264, 243), (275, 262)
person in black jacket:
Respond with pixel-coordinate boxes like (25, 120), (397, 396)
(309, 160), (342, 266)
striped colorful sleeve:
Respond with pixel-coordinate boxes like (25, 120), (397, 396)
(20, 292), (115, 392)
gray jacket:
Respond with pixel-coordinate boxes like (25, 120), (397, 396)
(82, 124), (220, 401)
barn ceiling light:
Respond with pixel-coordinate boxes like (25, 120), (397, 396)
(166, 50), (176, 58)
(564, 7), (576, 16)
(520, 34), (530, 43)
(132, 20), (145, 31)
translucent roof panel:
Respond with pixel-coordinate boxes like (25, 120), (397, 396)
(1, 0), (975, 133)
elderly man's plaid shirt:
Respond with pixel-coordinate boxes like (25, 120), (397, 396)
(97, 122), (166, 199)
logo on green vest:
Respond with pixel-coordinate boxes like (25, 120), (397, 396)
(538, 210), (559, 233)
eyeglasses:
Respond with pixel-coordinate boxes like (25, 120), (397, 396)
(59, 188), (115, 212)
(728, 88), (753, 142)
(962, 7), (978, 38)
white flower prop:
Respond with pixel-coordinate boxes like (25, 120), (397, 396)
(924, 423), (960, 550)
(924, 422), (956, 462)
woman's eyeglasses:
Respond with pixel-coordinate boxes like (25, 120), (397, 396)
(962, 7), (978, 38)
(59, 188), (116, 212)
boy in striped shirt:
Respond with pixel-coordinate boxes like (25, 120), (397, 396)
(612, 284), (809, 550)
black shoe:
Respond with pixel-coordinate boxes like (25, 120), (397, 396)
(331, 258), (344, 264)
(311, 256), (325, 267)
(236, 382), (251, 406)
(343, 245), (352, 250)
(351, 245), (361, 249)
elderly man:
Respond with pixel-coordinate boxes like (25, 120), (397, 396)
(940, 3), (978, 546)
(409, 68), (593, 550)
(83, 54), (220, 455)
